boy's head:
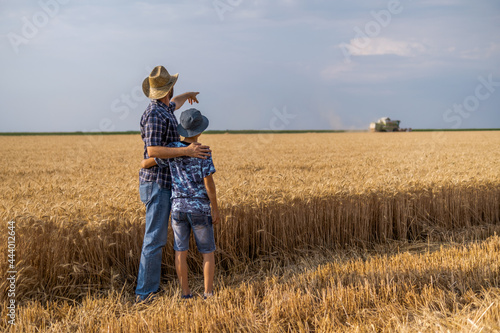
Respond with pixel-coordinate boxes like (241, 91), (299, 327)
(177, 108), (209, 138)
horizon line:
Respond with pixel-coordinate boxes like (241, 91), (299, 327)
(1, 128), (500, 136)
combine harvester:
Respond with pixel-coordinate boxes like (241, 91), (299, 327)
(370, 117), (411, 132)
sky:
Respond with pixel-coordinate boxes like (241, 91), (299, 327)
(0, 0), (499, 132)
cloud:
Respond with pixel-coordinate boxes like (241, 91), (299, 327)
(320, 62), (355, 79)
(1, 1), (500, 131)
(459, 42), (500, 60)
(320, 56), (455, 83)
(342, 37), (426, 57)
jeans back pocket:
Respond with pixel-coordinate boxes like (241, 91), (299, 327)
(190, 213), (211, 227)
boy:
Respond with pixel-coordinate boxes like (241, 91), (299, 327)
(141, 108), (219, 299)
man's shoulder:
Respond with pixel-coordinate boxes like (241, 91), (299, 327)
(145, 100), (176, 118)
(153, 100), (176, 115)
(143, 104), (165, 118)
(141, 108), (157, 124)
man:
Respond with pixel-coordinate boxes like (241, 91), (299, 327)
(136, 65), (210, 303)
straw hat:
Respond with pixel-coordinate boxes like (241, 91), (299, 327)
(142, 66), (179, 99)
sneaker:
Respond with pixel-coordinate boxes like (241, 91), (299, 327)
(203, 292), (213, 300)
(181, 294), (193, 299)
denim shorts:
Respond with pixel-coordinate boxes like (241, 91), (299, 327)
(171, 211), (216, 254)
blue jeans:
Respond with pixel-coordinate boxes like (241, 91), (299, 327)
(135, 181), (172, 299)
(171, 211), (216, 253)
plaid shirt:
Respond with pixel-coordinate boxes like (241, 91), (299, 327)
(139, 100), (180, 189)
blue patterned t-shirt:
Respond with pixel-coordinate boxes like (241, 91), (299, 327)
(155, 141), (216, 215)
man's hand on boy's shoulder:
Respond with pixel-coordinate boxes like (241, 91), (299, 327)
(186, 142), (211, 159)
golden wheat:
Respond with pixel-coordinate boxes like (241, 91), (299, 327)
(0, 131), (499, 331)
(2, 236), (499, 332)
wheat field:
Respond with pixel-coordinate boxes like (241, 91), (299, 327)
(0, 131), (499, 332)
